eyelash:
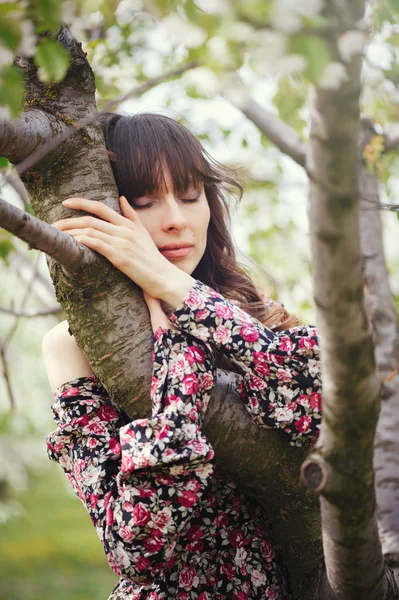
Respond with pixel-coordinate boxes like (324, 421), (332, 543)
(133, 196), (200, 209)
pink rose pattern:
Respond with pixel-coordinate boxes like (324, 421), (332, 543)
(170, 280), (322, 447)
(47, 281), (323, 599)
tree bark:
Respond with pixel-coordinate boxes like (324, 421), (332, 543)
(0, 27), (325, 598)
(302, 1), (398, 597)
(234, 43), (399, 596)
(359, 122), (399, 583)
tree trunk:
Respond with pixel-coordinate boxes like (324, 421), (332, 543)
(0, 28), (324, 598)
(302, 1), (398, 597)
(359, 122), (399, 583)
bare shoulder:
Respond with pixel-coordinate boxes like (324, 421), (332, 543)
(42, 320), (76, 351)
(42, 320), (94, 394)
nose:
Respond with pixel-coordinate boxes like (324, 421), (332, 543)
(161, 197), (187, 232)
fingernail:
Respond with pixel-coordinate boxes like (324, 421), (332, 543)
(62, 199), (72, 205)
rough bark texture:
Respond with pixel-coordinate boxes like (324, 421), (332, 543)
(359, 122), (399, 583)
(0, 28), (325, 598)
(304, 2), (398, 598)
(238, 72), (399, 593)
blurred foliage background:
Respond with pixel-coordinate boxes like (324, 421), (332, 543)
(1, 0), (399, 597)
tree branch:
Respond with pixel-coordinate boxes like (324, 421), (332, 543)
(0, 110), (64, 164)
(359, 122), (399, 583)
(235, 94), (307, 168)
(98, 60), (200, 111)
(303, 1), (397, 597)
(0, 196), (96, 271)
(0, 338), (16, 409)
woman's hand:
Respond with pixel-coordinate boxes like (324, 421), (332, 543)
(143, 292), (177, 334)
(52, 196), (177, 299)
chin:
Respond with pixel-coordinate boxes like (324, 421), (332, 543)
(169, 258), (197, 275)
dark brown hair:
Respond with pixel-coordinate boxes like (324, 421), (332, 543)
(103, 112), (299, 331)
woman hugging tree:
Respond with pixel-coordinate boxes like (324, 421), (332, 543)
(42, 113), (322, 600)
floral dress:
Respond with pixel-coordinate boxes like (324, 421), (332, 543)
(46, 280), (322, 600)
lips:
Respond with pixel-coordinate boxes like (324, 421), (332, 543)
(160, 245), (193, 258)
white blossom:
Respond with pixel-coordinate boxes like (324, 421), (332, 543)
(195, 0), (232, 14)
(319, 61), (349, 90)
(207, 36), (232, 67)
(228, 22), (254, 43)
(107, 25), (124, 51)
(274, 54), (307, 77)
(183, 67), (222, 98)
(338, 30), (366, 63)
(0, 47), (13, 68)
(162, 14), (207, 49)
(271, 0), (325, 33)
(223, 83), (250, 111)
(250, 30), (287, 75)
(115, 0), (144, 23)
(18, 19), (36, 56)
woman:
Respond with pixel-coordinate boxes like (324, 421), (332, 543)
(43, 113), (321, 600)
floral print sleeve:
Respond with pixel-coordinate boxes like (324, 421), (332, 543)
(46, 328), (216, 585)
(169, 280), (322, 447)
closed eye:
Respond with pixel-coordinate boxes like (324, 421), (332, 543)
(182, 196), (200, 203)
(131, 202), (154, 209)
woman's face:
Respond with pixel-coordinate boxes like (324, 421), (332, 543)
(131, 169), (211, 275)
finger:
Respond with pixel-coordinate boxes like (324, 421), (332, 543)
(119, 196), (142, 224)
(60, 227), (119, 244)
(72, 234), (119, 262)
(52, 216), (131, 238)
(62, 198), (128, 227)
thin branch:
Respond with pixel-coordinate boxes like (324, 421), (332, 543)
(360, 195), (399, 211)
(97, 61), (200, 111)
(12, 248), (56, 297)
(1, 252), (43, 409)
(234, 94), (307, 168)
(0, 196), (95, 271)
(0, 338), (15, 409)
(0, 167), (30, 209)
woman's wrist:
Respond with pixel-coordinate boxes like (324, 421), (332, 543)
(158, 268), (196, 309)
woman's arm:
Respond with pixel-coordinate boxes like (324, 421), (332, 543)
(169, 280), (322, 446)
(46, 327), (216, 584)
(42, 321), (94, 393)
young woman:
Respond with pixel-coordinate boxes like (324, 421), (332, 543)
(43, 113), (322, 600)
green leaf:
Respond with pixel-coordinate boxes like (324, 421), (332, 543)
(30, 0), (62, 33)
(0, 65), (25, 118)
(25, 203), (35, 215)
(273, 78), (308, 134)
(0, 231), (15, 264)
(289, 34), (331, 83)
(0, 156), (9, 168)
(0, 14), (22, 51)
(390, 0), (399, 14)
(34, 39), (70, 83)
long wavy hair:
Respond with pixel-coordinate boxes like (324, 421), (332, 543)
(103, 112), (299, 331)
